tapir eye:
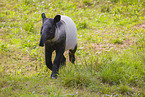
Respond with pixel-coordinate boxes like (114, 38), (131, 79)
(48, 28), (52, 32)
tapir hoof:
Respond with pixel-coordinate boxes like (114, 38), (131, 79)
(50, 72), (58, 79)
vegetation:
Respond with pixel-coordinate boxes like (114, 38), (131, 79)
(0, 0), (145, 96)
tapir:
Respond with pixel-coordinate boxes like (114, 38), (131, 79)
(39, 13), (77, 79)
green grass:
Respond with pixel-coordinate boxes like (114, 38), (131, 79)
(0, 0), (145, 96)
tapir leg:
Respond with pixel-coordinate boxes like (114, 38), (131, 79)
(45, 48), (53, 71)
(51, 48), (65, 79)
(69, 44), (77, 64)
(61, 55), (66, 66)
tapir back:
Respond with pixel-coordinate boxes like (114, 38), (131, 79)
(61, 16), (77, 51)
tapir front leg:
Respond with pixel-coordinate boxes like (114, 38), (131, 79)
(45, 48), (53, 71)
(51, 48), (65, 79)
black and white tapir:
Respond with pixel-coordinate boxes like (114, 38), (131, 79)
(39, 13), (77, 79)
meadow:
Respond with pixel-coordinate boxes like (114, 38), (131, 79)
(0, 0), (145, 96)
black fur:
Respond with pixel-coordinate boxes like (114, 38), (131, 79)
(69, 44), (77, 64)
(39, 13), (77, 79)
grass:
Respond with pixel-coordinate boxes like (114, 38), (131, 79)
(0, 0), (145, 96)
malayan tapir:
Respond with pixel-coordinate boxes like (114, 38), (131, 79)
(39, 13), (77, 79)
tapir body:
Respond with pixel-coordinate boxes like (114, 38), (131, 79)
(61, 16), (77, 51)
(39, 13), (77, 79)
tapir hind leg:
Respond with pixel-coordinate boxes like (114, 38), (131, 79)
(69, 44), (77, 64)
(60, 55), (66, 66)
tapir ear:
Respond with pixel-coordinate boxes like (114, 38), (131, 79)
(41, 13), (46, 23)
(54, 15), (61, 24)
(41, 13), (46, 19)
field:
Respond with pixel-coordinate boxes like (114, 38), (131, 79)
(0, 0), (145, 96)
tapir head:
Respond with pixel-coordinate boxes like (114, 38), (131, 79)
(39, 13), (61, 47)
